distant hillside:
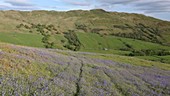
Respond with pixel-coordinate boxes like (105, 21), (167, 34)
(0, 9), (170, 45)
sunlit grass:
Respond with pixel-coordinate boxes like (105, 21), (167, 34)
(88, 54), (170, 70)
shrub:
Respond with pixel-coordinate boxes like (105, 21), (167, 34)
(61, 40), (66, 43)
(64, 30), (81, 51)
(128, 49), (170, 56)
(42, 35), (55, 48)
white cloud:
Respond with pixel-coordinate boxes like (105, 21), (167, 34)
(0, 0), (39, 10)
(5, 0), (34, 6)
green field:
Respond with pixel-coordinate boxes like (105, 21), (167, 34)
(76, 32), (170, 63)
(0, 32), (170, 64)
(0, 32), (67, 49)
(0, 32), (44, 47)
(137, 55), (170, 64)
(77, 32), (170, 52)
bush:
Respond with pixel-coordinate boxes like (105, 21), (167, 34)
(75, 23), (88, 32)
(112, 23), (163, 44)
(61, 40), (66, 43)
(64, 30), (81, 51)
(42, 35), (55, 48)
(128, 49), (170, 56)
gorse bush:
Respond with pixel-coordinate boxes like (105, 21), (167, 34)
(16, 23), (58, 48)
(64, 30), (81, 51)
(129, 49), (170, 56)
(42, 35), (55, 48)
(75, 23), (88, 32)
(112, 23), (163, 44)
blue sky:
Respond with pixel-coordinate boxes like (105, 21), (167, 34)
(0, 0), (170, 21)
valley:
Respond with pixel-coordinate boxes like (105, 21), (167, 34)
(0, 10), (170, 96)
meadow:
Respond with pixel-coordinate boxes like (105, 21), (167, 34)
(0, 32), (170, 64)
(0, 32), (44, 48)
(0, 43), (170, 95)
(0, 10), (170, 96)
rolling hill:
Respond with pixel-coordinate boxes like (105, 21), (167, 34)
(0, 10), (170, 63)
(0, 9), (170, 45)
(0, 9), (170, 95)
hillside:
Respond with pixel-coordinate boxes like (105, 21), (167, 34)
(0, 43), (170, 95)
(0, 10), (170, 64)
(0, 8), (170, 96)
(0, 31), (170, 64)
(0, 9), (170, 45)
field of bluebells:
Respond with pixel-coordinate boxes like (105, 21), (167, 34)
(0, 43), (170, 96)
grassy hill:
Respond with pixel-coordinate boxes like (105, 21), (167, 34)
(0, 9), (170, 95)
(0, 9), (170, 45)
(0, 43), (170, 95)
(0, 31), (170, 63)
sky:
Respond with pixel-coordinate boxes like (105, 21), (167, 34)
(0, 0), (170, 21)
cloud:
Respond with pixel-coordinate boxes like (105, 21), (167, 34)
(52, 0), (170, 14)
(133, 0), (170, 13)
(65, 0), (90, 6)
(0, 4), (10, 10)
(5, 0), (34, 7)
(0, 0), (39, 10)
(55, 0), (91, 6)
(0, 5), (39, 10)
(97, 0), (137, 5)
(94, 0), (170, 14)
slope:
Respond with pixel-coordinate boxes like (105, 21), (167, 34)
(0, 31), (170, 63)
(0, 9), (170, 45)
(0, 43), (170, 95)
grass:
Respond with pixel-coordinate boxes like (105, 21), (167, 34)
(1, 10), (170, 45)
(0, 32), (44, 48)
(53, 34), (67, 49)
(137, 55), (170, 64)
(119, 38), (170, 50)
(0, 32), (170, 64)
(0, 32), (67, 49)
(77, 32), (170, 52)
(88, 54), (170, 70)
(0, 42), (170, 95)
(0, 10), (170, 95)
(77, 32), (127, 50)
(80, 49), (131, 55)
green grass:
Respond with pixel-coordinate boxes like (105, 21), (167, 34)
(1, 31), (169, 51)
(53, 34), (67, 49)
(77, 32), (170, 52)
(88, 54), (170, 70)
(0, 32), (169, 64)
(0, 32), (67, 49)
(76, 32), (170, 64)
(0, 10), (170, 45)
(137, 55), (170, 64)
(77, 32), (126, 50)
(0, 32), (44, 48)
(119, 38), (170, 50)
(80, 49), (131, 55)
